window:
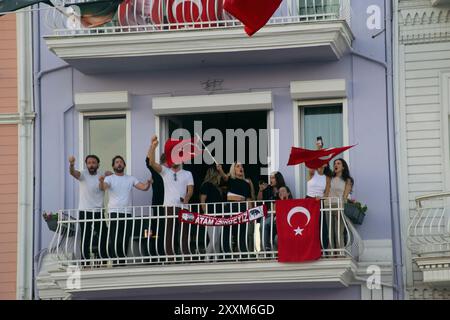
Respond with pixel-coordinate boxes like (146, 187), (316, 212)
(80, 112), (130, 173)
(298, 0), (340, 17)
(302, 105), (343, 150)
(293, 100), (348, 198)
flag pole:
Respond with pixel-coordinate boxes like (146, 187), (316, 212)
(195, 133), (218, 165)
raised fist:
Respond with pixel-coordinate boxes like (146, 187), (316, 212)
(151, 135), (159, 148)
(69, 156), (75, 165)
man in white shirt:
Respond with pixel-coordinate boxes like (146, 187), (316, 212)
(69, 155), (111, 261)
(148, 135), (194, 256)
(99, 155), (152, 263)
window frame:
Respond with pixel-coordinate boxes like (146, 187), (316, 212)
(78, 110), (132, 175)
(292, 98), (349, 198)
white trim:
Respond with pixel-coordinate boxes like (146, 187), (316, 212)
(267, 110), (277, 178)
(74, 91), (130, 112)
(44, 21), (353, 64)
(37, 258), (358, 299)
(396, 41), (414, 289)
(78, 111), (132, 175)
(290, 79), (347, 100)
(154, 116), (160, 157)
(292, 98), (350, 199)
(152, 91), (273, 116)
(440, 71), (450, 192)
(292, 102), (301, 198)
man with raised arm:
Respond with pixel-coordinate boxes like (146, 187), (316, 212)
(99, 155), (152, 264)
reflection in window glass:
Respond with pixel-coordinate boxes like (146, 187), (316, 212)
(87, 117), (126, 172)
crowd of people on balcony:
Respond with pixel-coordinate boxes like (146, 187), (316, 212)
(67, 134), (354, 264)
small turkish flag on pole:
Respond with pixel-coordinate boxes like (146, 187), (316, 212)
(164, 137), (202, 167)
(287, 145), (355, 169)
(224, 0), (283, 36)
(276, 199), (322, 262)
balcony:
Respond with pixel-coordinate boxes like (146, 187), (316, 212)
(36, 198), (364, 300)
(408, 192), (450, 287)
(43, 0), (353, 73)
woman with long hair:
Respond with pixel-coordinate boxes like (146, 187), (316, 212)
(258, 171), (286, 251)
(324, 158), (354, 253)
(199, 166), (224, 258)
(217, 162), (255, 254)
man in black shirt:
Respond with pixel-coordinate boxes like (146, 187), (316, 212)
(144, 153), (167, 256)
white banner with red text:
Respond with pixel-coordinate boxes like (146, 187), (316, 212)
(178, 205), (267, 226)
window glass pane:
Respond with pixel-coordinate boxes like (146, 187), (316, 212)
(301, 104), (343, 196)
(298, 0), (340, 16)
(303, 105), (343, 150)
(88, 117), (126, 172)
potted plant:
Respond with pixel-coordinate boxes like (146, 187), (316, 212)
(42, 212), (59, 232)
(344, 200), (368, 225)
(42, 211), (76, 237)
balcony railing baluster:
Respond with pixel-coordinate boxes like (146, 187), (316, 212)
(44, 0), (349, 36)
(47, 197), (360, 269)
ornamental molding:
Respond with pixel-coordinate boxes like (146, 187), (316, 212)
(399, 7), (450, 44)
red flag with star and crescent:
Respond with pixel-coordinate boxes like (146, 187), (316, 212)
(164, 137), (203, 167)
(287, 145), (355, 169)
(276, 198), (321, 262)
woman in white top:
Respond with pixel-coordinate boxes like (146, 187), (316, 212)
(324, 158), (354, 253)
(306, 164), (329, 199)
(324, 158), (353, 202)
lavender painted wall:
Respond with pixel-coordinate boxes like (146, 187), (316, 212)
(34, 0), (394, 298)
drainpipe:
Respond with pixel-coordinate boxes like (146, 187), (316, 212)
(382, 0), (404, 300)
(390, 0), (406, 300)
(16, 9), (35, 300)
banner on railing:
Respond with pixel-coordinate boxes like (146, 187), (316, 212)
(179, 204), (267, 226)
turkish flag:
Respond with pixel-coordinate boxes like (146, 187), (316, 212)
(118, 0), (165, 27)
(224, 0), (282, 36)
(167, 0), (223, 27)
(276, 198), (322, 262)
(287, 145), (355, 169)
(164, 137), (203, 167)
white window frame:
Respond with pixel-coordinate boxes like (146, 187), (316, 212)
(154, 110), (275, 177)
(292, 98), (349, 198)
(78, 110), (132, 174)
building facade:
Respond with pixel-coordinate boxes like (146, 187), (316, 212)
(0, 11), (34, 300)
(394, 0), (450, 299)
(0, 0), (404, 300)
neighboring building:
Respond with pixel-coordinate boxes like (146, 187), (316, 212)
(0, 11), (34, 300)
(0, 0), (401, 300)
(394, 0), (450, 299)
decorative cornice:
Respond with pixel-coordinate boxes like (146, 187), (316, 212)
(43, 21), (353, 73)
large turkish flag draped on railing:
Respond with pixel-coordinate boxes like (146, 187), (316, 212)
(276, 198), (322, 262)
(224, 0), (282, 36)
(287, 145), (355, 169)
